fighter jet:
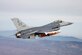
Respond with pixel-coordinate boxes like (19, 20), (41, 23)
(11, 18), (73, 39)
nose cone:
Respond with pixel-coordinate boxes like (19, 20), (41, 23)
(68, 22), (73, 25)
(59, 21), (73, 27)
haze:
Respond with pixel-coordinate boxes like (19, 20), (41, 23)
(0, 0), (82, 38)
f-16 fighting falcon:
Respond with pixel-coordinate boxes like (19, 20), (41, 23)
(11, 18), (73, 39)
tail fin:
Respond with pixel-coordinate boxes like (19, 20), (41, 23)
(11, 18), (31, 31)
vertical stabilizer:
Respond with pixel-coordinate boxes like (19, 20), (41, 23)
(11, 18), (31, 31)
